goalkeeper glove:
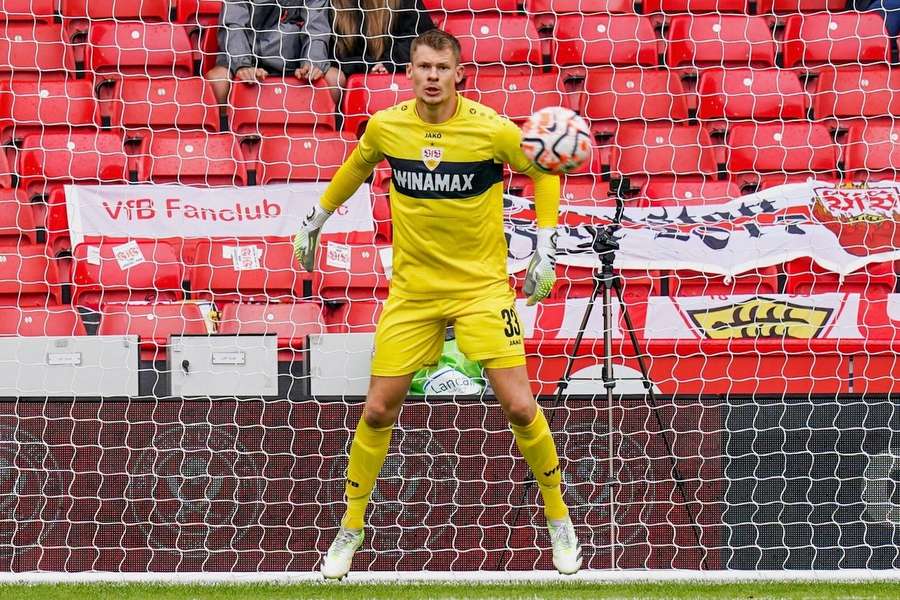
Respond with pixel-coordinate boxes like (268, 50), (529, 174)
(293, 204), (332, 272)
(524, 227), (558, 306)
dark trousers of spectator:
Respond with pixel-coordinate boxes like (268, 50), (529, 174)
(867, 1), (900, 62)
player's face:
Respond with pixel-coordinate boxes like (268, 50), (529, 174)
(407, 45), (464, 107)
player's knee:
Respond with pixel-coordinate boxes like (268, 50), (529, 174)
(504, 401), (537, 428)
(362, 401), (398, 428)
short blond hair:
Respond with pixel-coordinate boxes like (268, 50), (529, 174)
(410, 29), (462, 65)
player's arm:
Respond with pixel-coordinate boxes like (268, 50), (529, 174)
(494, 118), (561, 305)
(293, 115), (385, 271)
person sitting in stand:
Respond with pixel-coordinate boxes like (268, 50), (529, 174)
(205, 0), (344, 108)
(331, 0), (436, 86)
(850, 0), (900, 61)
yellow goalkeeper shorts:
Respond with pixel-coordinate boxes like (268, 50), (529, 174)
(370, 288), (527, 377)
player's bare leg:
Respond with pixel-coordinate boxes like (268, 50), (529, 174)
(321, 374), (413, 580)
(486, 365), (583, 575)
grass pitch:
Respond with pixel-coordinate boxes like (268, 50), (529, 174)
(1, 582), (899, 600)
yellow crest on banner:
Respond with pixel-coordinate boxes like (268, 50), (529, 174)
(687, 297), (833, 339)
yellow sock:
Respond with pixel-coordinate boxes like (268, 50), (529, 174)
(341, 416), (393, 529)
(510, 408), (569, 522)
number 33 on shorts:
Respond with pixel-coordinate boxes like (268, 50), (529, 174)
(500, 307), (522, 340)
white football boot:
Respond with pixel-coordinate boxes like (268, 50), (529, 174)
(321, 526), (364, 580)
(548, 517), (583, 575)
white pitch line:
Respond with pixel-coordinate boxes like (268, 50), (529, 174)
(1, 570), (899, 585)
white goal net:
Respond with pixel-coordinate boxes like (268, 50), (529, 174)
(0, 0), (898, 574)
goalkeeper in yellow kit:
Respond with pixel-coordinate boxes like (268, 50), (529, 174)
(294, 28), (581, 579)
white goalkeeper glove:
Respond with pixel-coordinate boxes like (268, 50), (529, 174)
(524, 227), (558, 306)
(293, 204), (332, 272)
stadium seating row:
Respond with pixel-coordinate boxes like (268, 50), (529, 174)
(0, 0), (863, 25)
(0, 238), (896, 314)
(2, 119), (898, 205)
(6, 65), (899, 145)
(4, 276), (900, 354)
(0, 0), (865, 24)
(6, 64), (899, 138)
(0, 13), (893, 80)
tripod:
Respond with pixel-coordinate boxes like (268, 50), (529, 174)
(500, 200), (710, 571)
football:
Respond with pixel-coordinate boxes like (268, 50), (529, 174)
(520, 106), (593, 174)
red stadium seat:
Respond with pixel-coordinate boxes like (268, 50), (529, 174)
(0, 79), (97, 146)
(61, 0), (170, 20)
(669, 267), (779, 296)
(0, 243), (61, 306)
(0, 0), (56, 23)
(229, 77), (337, 135)
(555, 264), (659, 302)
(441, 14), (542, 68)
(643, 0), (747, 14)
(755, 0), (848, 14)
(17, 131), (128, 199)
(188, 238), (305, 303)
(314, 242), (390, 301)
(86, 22), (194, 77)
(135, 131), (247, 185)
(553, 15), (659, 69)
(0, 189), (36, 244)
(697, 68), (807, 124)
(342, 73), (414, 138)
(558, 175), (613, 206)
(845, 122), (900, 181)
(812, 66), (900, 132)
(46, 188), (71, 255)
(425, 0), (519, 10)
(257, 134), (355, 185)
(515, 172), (613, 206)
(0, 23), (73, 77)
(641, 180), (741, 206)
(460, 70), (569, 123)
(218, 302), (326, 348)
(612, 123), (717, 188)
(0, 306), (86, 336)
(105, 76), (218, 132)
(195, 24), (219, 78)
(71, 240), (184, 309)
(525, 0), (634, 13)
(666, 15), (776, 69)
(726, 122), (838, 190)
(0, 147), (11, 189)
(782, 13), (890, 70)
(97, 302), (209, 349)
(581, 68), (689, 138)
(525, 0), (634, 30)
(61, 0), (170, 42)
(323, 300), (384, 333)
(784, 258), (896, 297)
(174, 0), (222, 25)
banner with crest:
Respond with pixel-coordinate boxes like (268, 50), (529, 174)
(506, 181), (900, 278)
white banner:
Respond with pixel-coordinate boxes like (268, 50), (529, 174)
(65, 183), (373, 247)
(506, 181), (900, 277)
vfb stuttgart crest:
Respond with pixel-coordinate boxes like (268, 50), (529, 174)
(422, 146), (443, 171)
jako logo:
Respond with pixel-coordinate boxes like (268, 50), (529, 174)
(543, 464), (560, 477)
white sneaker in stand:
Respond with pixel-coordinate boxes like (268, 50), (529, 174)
(548, 517), (583, 575)
(321, 526), (364, 580)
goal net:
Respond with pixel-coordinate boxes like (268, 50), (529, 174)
(0, 0), (898, 574)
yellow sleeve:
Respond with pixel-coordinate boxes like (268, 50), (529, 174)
(493, 117), (560, 229)
(320, 113), (385, 212)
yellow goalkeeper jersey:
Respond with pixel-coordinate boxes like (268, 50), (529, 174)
(323, 94), (560, 301)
